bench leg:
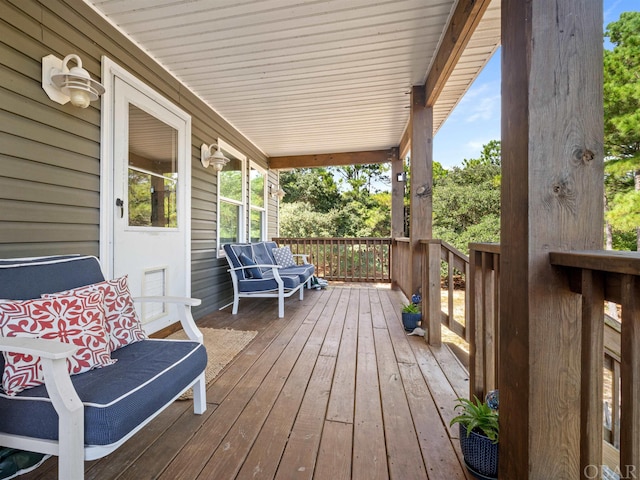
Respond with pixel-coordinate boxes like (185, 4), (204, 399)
(41, 358), (85, 480)
(192, 372), (207, 415)
(232, 293), (239, 314)
(299, 285), (304, 301)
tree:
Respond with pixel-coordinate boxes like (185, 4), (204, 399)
(432, 141), (501, 253)
(280, 168), (341, 213)
(604, 11), (640, 250)
(279, 164), (391, 238)
(330, 164), (390, 197)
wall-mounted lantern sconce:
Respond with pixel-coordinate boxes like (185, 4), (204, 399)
(396, 172), (407, 182)
(269, 183), (286, 200)
(42, 54), (105, 108)
(201, 142), (230, 172)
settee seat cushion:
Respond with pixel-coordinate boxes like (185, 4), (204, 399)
(0, 339), (206, 446)
(237, 273), (301, 293)
(279, 264), (315, 283)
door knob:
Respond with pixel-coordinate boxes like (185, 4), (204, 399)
(115, 198), (124, 218)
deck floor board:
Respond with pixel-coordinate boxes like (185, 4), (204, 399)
(20, 284), (470, 480)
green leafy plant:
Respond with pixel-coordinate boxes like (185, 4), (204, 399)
(401, 303), (420, 314)
(450, 396), (499, 443)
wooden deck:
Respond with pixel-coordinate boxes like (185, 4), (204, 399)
(23, 284), (472, 480)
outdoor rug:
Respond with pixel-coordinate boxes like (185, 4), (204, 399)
(168, 327), (257, 399)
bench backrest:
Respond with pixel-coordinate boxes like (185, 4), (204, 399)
(0, 255), (106, 300)
(223, 242), (279, 280)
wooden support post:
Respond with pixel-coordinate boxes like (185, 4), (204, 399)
(391, 150), (404, 289)
(426, 242), (441, 346)
(409, 85), (433, 304)
(500, 1), (603, 478)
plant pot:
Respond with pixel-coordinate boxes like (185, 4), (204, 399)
(459, 424), (498, 479)
(401, 312), (421, 331)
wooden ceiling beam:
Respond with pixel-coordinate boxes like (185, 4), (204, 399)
(399, 122), (411, 160)
(269, 149), (398, 169)
(424, 0), (492, 107)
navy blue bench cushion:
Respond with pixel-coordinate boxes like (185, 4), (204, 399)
(237, 273), (300, 293)
(252, 242), (276, 269)
(223, 244), (253, 280)
(238, 253), (262, 279)
(0, 256), (105, 300)
(280, 264), (315, 283)
(0, 339), (206, 446)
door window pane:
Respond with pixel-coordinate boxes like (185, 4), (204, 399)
(127, 105), (178, 228)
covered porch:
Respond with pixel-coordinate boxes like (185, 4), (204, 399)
(1, 0), (630, 478)
(19, 284), (472, 480)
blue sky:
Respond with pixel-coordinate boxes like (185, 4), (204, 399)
(434, 0), (638, 169)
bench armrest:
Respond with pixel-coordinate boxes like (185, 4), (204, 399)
(227, 264), (281, 272)
(134, 296), (202, 307)
(0, 336), (78, 359)
(0, 336), (84, 458)
(133, 296), (203, 343)
(292, 254), (310, 264)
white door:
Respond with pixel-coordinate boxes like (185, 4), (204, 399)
(110, 76), (191, 333)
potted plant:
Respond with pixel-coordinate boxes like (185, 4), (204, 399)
(450, 396), (499, 479)
(401, 303), (422, 331)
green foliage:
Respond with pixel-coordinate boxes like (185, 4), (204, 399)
(278, 202), (338, 237)
(604, 11), (640, 250)
(432, 148), (501, 253)
(279, 166), (391, 238)
(331, 164), (390, 196)
(450, 396), (499, 443)
(462, 140), (501, 168)
(280, 168), (341, 213)
(401, 303), (420, 314)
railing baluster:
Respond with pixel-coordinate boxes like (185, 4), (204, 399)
(580, 269), (604, 480)
(620, 274), (640, 476)
(448, 250), (454, 331)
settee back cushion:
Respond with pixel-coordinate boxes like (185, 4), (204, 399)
(0, 255), (106, 300)
(223, 244), (255, 280)
(252, 242), (277, 268)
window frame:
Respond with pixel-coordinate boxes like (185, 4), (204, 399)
(249, 161), (268, 243)
(216, 139), (247, 257)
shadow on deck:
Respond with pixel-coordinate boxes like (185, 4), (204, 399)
(23, 284), (472, 480)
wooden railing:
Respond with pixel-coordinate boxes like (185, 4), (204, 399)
(550, 250), (640, 477)
(603, 315), (622, 469)
(393, 237), (412, 296)
(421, 239), (469, 346)
(273, 237), (391, 282)
(468, 243), (501, 401)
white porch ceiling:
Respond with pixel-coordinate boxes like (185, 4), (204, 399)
(85, 0), (500, 158)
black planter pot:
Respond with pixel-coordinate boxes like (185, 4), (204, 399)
(459, 424), (498, 479)
(401, 312), (421, 331)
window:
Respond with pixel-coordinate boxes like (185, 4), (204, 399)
(250, 164), (267, 242)
(217, 141), (246, 255)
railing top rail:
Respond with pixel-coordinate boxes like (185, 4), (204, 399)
(469, 242), (501, 254)
(274, 237), (392, 242)
(549, 250), (640, 276)
(418, 239), (469, 263)
(393, 237), (410, 243)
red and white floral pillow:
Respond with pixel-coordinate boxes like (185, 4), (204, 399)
(43, 275), (147, 352)
(0, 292), (115, 396)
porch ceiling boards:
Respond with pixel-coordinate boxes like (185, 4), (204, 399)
(85, 0), (500, 159)
(20, 285), (471, 479)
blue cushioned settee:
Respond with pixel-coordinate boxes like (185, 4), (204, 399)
(0, 255), (207, 480)
(223, 242), (315, 318)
